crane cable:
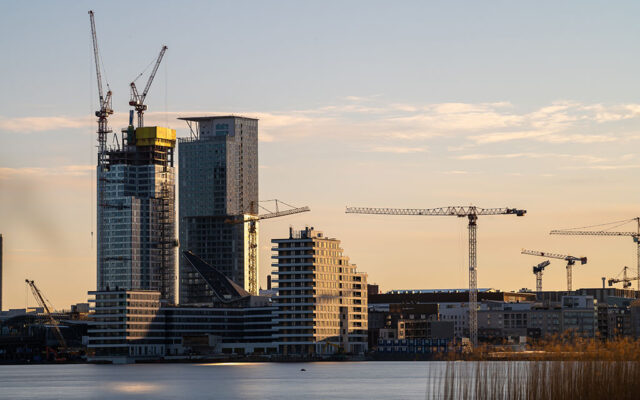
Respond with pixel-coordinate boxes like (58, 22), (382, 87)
(556, 218), (637, 231)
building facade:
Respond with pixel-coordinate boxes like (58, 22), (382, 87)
(97, 125), (176, 303)
(87, 289), (277, 363)
(178, 116), (259, 302)
(272, 227), (368, 355)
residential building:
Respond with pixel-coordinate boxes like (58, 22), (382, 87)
(272, 227), (368, 355)
(178, 116), (259, 302)
(96, 124), (177, 303)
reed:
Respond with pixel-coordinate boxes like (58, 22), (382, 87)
(426, 337), (640, 399)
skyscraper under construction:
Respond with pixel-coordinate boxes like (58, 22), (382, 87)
(178, 116), (259, 304)
(96, 119), (177, 304)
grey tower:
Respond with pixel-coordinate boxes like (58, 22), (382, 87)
(178, 116), (258, 304)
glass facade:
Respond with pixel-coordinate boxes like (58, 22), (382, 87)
(178, 117), (258, 304)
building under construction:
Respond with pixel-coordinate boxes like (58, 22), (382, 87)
(96, 121), (177, 303)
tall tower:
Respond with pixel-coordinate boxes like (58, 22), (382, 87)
(97, 123), (177, 303)
(178, 116), (258, 304)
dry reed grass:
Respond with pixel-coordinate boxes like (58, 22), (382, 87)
(426, 337), (640, 399)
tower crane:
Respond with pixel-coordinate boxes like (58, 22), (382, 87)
(226, 200), (310, 295)
(25, 279), (67, 351)
(521, 249), (587, 291)
(345, 206), (526, 347)
(607, 266), (640, 288)
(88, 10), (113, 166)
(129, 45), (168, 128)
(532, 260), (551, 293)
(550, 217), (640, 290)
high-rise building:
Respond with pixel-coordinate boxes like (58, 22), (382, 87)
(178, 116), (259, 303)
(272, 227), (369, 355)
(96, 124), (177, 303)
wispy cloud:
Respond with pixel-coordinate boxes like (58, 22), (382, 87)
(455, 153), (606, 163)
(365, 146), (427, 154)
(0, 165), (93, 179)
(3, 99), (640, 149)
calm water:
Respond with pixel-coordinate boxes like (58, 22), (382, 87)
(0, 362), (442, 400)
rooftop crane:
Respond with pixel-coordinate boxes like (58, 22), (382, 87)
(88, 10), (113, 165)
(25, 279), (67, 351)
(226, 200), (310, 295)
(608, 266), (640, 288)
(532, 260), (551, 293)
(521, 249), (587, 291)
(550, 217), (640, 290)
(345, 206), (526, 347)
(129, 45), (168, 128)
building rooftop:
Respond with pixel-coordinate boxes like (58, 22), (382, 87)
(177, 115), (258, 122)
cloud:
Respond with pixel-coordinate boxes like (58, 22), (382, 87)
(3, 99), (640, 150)
(455, 153), (606, 163)
(0, 165), (93, 180)
(365, 146), (427, 154)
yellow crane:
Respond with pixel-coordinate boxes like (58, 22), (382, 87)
(25, 279), (67, 351)
(345, 205), (526, 347)
(226, 199), (310, 295)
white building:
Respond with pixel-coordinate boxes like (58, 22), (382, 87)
(272, 227), (368, 355)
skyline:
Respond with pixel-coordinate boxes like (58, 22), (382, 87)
(2, 1), (640, 309)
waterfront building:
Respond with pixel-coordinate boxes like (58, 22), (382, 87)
(178, 116), (259, 302)
(96, 124), (176, 303)
(87, 252), (276, 363)
(272, 227), (368, 355)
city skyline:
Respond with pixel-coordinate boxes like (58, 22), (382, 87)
(2, 1), (640, 309)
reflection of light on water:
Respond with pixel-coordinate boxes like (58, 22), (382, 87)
(198, 362), (262, 366)
(111, 383), (162, 393)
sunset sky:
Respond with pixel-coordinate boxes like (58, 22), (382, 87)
(1, 1), (640, 310)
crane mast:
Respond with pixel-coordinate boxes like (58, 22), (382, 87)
(608, 266), (640, 288)
(532, 260), (551, 293)
(521, 249), (587, 291)
(25, 279), (67, 351)
(551, 217), (640, 290)
(88, 10), (113, 165)
(130, 45), (168, 127)
(346, 205), (526, 347)
(226, 200), (310, 295)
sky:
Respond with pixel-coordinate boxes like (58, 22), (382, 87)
(1, 1), (640, 310)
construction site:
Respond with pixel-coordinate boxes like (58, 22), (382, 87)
(3, 10), (640, 364)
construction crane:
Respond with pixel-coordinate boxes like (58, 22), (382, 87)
(550, 217), (640, 290)
(129, 45), (168, 128)
(345, 206), (526, 347)
(25, 279), (67, 351)
(608, 266), (640, 288)
(521, 249), (587, 291)
(88, 10), (113, 164)
(226, 200), (310, 295)
(532, 260), (551, 293)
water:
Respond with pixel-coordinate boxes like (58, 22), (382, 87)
(0, 362), (440, 400)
